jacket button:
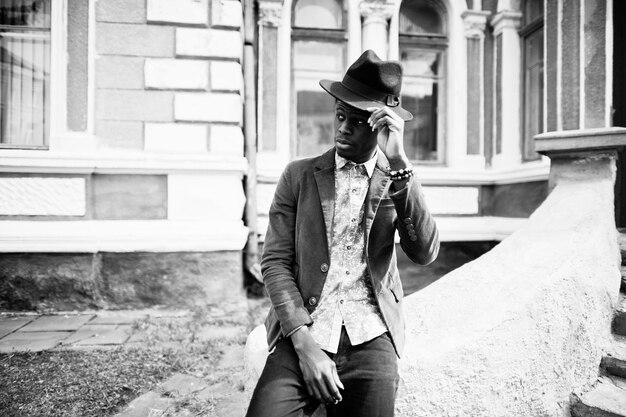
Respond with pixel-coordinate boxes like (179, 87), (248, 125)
(320, 263), (329, 273)
(404, 218), (412, 224)
(406, 224), (414, 230)
(410, 235), (418, 241)
(309, 297), (318, 306)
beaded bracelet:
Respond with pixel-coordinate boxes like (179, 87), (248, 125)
(389, 167), (414, 181)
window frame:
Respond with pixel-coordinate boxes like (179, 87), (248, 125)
(0, 1), (52, 150)
(290, 0), (348, 159)
(398, 0), (448, 165)
(519, 2), (544, 162)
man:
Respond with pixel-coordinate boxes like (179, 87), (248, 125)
(246, 50), (440, 417)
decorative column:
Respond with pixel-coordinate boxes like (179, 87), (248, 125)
(490, 10), (522, 169)
(257, 1), (283, 152)
(462, 10), (490, 159)
(360, 1), (395, 59)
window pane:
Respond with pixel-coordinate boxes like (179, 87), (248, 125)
(294, 0), (343, 29)
(523, 29), (544, 160)
(0, 0), (50, 147)
(524, 0), (543, 25)
(294, 40), (344, 157)
(399, 0), (444, 35)
(400, 49), (440, 161)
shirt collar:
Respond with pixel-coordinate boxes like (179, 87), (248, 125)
(334, 148), (378, 178)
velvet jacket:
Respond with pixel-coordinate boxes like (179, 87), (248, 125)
(261, 148), (440, 357)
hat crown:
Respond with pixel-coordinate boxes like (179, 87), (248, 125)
(344, 50), (403, 97)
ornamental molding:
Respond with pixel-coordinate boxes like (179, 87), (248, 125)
(258, 2), (283, 27)
(490, 11), (522, 35)
(461, 10), (490, 39)
(360, 1), (395, 21)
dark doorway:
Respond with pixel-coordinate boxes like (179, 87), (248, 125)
(614, 0), (626, 227)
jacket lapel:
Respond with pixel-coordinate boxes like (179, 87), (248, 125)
(314, 149), (336, 246)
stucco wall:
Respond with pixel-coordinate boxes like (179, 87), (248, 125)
(396, 156), (621, 416)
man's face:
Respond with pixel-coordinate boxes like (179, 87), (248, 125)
(333, 101), (378, 164)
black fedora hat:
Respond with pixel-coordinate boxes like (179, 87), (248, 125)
(319, 49), (413, 121)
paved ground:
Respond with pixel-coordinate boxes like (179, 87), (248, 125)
(0, 298), (270, 417)
(0, 309), (190, 353)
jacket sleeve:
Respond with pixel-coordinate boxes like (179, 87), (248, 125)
(389, 177), (440, 265)
(261, 165), (313, 336)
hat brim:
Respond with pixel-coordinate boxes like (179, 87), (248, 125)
(319, 79), (413, 121)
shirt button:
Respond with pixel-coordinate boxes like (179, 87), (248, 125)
(339, 300), (344, 304)
(345, 271), (350, 275)
(309, 297), (318, 306)
(404, 218), (412, 224)
(352, 188), (357, 193)
(320, 263), (329, 273)
(351, 218), (356, 223)
(346, 245), (351, 250)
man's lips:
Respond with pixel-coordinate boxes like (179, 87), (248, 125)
(335, 138), (352, 146)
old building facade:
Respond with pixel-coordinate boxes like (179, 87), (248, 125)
(0, 0), (620, 309)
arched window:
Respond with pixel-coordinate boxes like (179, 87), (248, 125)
(292, 0), (346, 158)
(399, 0), (447, 163)
(520, 0), (543, 161)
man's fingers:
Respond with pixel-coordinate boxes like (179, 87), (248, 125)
(315, 376), (335, 404)
(332, 367), (344, 390)
(322, 371), (342, 403)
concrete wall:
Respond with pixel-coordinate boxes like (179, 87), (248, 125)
(396, 155), (620, 416)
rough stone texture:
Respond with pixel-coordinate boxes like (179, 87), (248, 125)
(96, 0), (146, 23)
(100, 251), (244, 308)
(0, 251), (243, 311)
(210, 60), (243, 92)
(160, 373), (208, 396)
(144, 59), (209, 90)
(612, 294), (626, 336)
(97, 90), (173, 122)
(97, 23), (174, 57)
(571, 377), (626, 417)
(92, 174), (167, 220)
(96, 56), (144, 89)
(0, 177), (86, 216)
(0, 254), (103, 311)
(395, 156), (620, 416)
(144, 123), (208, 153)
(20, 315), (94, 332)
(174, 93), (242, 123)
(175, 28), (242, 60)
(96, 121), (144, 150)
(601, 337), (626, 378)
(211, 0), (243, 28)
(147, 0), (208, 25)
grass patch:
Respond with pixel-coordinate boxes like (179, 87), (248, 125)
(0, 298), (270, 417)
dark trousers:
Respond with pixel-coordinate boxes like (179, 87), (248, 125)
(246, 327), (399, 417)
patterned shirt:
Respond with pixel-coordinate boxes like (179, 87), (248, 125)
(309, 151), (388, 353)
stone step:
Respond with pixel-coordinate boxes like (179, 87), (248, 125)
(619, 232), (626, 264)
(613, 294), (626, 337)
(621, 266), (626, 293)
(571, 376), (626, 417)
(601, 336), (626, 379)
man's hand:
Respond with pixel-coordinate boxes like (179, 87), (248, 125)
(366, 106), (408, 165)
(290, 326), (344, 404)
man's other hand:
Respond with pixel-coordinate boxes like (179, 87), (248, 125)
(290, 326), (344, 404)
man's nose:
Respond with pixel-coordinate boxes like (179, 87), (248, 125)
(338, 120), (351, 135)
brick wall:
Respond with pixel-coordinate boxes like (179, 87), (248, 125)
(95, 0), (244, 156)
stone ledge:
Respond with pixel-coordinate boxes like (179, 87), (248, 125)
(535, 127), (626, 155)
